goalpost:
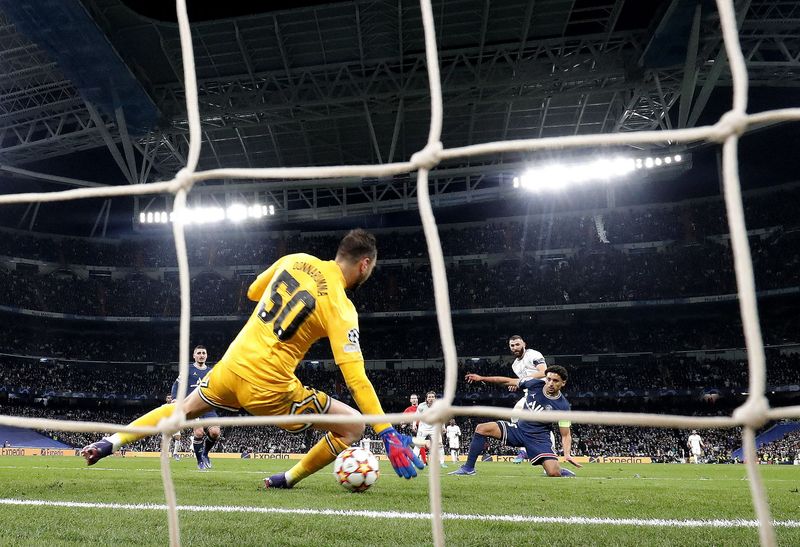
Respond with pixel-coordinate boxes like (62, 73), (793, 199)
(1, 0), (799, 545)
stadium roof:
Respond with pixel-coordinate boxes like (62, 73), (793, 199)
(1, 0), (799, 234)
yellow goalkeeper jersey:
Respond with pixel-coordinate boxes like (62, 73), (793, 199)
(220, 252), (390, 432)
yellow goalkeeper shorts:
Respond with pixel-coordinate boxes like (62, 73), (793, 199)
(197, 364), (331, 433)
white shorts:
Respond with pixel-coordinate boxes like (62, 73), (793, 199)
(417, 424), (436, 439)
(692, 448), (702, 457)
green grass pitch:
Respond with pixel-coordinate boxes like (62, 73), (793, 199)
(0, 456), (797, 546)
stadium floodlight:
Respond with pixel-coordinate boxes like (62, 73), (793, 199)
(138, 202), (276, 225)
(515, 156), (636, 192)
(227, 203), (248, 222)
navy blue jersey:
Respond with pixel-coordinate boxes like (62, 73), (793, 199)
(516, 377), (570, 439)
(171, 362), (214, 399)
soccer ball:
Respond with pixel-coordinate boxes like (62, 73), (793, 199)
(333, 447), (379, 492)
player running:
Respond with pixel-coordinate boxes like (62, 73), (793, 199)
(80, 229), (423, 487)
(450, 365), (581, 477)
(466, 335), (547, 421)
(166, 345), (220, 470)
(415, 391), (447, 468)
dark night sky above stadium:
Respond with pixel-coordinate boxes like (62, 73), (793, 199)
(2, 0), (799, 236)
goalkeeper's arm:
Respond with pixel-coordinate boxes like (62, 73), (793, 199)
(338, 360), (392, 434)
(339, 360), (423, 478)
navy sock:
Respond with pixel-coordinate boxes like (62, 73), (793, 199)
(203, 436), (217, 456)
(193, 439), (204, 462)
(465, 433), (486, 469)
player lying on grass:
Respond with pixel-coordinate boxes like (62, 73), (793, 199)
(81, 229), (423, 488)
(451, 365), (582, 477)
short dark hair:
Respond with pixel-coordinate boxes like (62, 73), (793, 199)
(337, 229), (377, 263)
(194, 345), (206, 351)
(426, 391), (437, 397)
(545, 365), (568, 382)
(509, 335), (524, 342)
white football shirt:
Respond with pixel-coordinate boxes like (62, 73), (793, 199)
(688, 434), (703, 451)
(445, 425), (461, 449)
(512, 348), (546, 379)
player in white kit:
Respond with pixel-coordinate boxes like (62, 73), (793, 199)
(465, 335), (552, 448)
(445, 419), (462, 463)
(507, 336), (548, 419)
(414, 391), (447, 468)
(687, 430), (705, 464)
(465, 335), (547, 420)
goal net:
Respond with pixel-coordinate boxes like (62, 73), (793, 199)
(1, 0), (799, 546)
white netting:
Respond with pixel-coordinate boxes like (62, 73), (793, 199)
(1, 0), (800, 545)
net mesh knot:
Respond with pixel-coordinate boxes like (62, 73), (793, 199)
(172, 168), (196, 192)
(732, 396), (770, 430)
(710, 111), (749, 143)
(421, 403), (451, 425)
(411, 142), (443, 171)
(159, 411), (185, 435)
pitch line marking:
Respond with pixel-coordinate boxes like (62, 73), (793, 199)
(0, 499), (798, 529)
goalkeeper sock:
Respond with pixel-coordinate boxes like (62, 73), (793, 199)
(108, 403), (176, 450)
(464, 433), (486, 470)
(203, 435), (217, 456)
(285, 432), (349, 486)
(193, 438), (204, 463)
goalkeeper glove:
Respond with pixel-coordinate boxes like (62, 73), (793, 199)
(380, 427), (424, 479)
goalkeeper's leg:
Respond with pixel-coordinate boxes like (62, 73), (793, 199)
(82, 391), (213, 465)
(275, 399), (364, 488)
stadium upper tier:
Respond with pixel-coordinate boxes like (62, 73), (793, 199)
(0, 186), (798, 268)
(0, 233), (797, 318)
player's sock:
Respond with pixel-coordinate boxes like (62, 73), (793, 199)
(285, 432), (349, 487)
(463, 433), (486, 470)
(108, 403), (176, 449)
(203, 436), (217, 457)
(193, 438), (204, 463)
(420, 446), (428, 465)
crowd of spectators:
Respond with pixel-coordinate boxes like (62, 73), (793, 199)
(2, 404), (797, 464)
(0, 186), (798, 269)
(0, 301), (797, 363)
(3, 353), (799, 407)
(1, 231), (798, 318)
(757, 428), (800, 464)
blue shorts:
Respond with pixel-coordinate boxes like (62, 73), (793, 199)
(197, 410), (219, 421)
(497, 421), (557, 465)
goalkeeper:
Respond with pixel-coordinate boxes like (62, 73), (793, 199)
(81, 229), (423, 487)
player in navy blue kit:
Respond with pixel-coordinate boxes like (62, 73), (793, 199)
(450, 365), (581, 477)
(168, 345), (221, 470)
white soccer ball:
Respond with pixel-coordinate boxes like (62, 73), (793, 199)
(333, 447), (380, 492)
